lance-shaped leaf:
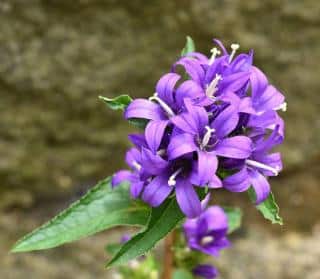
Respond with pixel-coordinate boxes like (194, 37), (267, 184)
(181, 36), (196, 56)
(99, 95), (132, 111)
(248, 187), (283, 225)
(12, 178), (150, 253)
(223, 207), (242, 234)
(106, 197), (185, 268)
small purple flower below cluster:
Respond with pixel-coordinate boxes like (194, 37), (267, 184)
(112, 39), (285, 218)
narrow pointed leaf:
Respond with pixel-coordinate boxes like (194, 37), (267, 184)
(248, 187), (283, 225)
(12, 178), (150, 253)
(181, 36), (196, 56)
(106, 197), (185, 268)
(99, 95), (132, 111)
(223, 207), (242, 234)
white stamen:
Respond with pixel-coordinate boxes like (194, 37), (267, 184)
(201, 236), (214, 245)
(168, 168), (183, 186)
(202, 126), (215, 147)
(274, 102), (287, 112)
(149, 93), (175, 117)
(157, 149), (166, 156)
(132, 161), (141, 171)
(229, 43), (240, 63)
(205, 74), (222, 98)
(246, 159), (279, 176)
(209, 47), (221, 65)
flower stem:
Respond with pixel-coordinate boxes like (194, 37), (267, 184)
(161, 230), (176, 279)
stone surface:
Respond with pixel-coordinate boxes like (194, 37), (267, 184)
(0, 0), (319, 278)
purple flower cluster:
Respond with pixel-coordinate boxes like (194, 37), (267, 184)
(112, 39), (285, 218)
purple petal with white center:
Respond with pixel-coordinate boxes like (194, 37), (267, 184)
(112, 170), (133, 188)
(125, 99), (166, 121)
(175, 80), (203, 108)
(214, 136), (252, 159)
(250, 66), (268, 99)
(223, 167), (251, 192)
(145, 120), (168, 153)
(142, 175), (172, 207)
(176, 179), (202, 218)
(190, 151), (218, 186)
(248, 170), (271, 204)
(140, 147), (168, 175)
(155, 73), (180, 105)
(171, 105), (208, 135)
(211, 105), (239, 138)
(167, 133), (197, 160)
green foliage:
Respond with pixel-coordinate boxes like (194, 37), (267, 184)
(173, 269), (194, 279)
(99, 95), (132, 111)
(248, 187), (283, 225)
(117, 254), (159, 279)
(106, 197), (185, 268)
(181, 36), (196, 56)
(12, 178), (150, 252)
(223, 207), (243, 234)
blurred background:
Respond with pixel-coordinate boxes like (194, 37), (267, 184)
(1, 0), (319, 278)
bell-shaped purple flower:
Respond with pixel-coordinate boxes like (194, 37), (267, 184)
(193, 264), (218, 279)
(183, 206), (230, 257)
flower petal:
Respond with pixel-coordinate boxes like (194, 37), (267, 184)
(167, 133), (198, 160)
(191, 151), (218, 186)
(175, 80), (203, 108)
(193, 264), (218, 279)
(125, 148), (141, 169)
(214, 136), (252, 159)
(248, 170), (271, 204)
(156, 73), (180, 105)
(130, 180), (145, 199)
(174, 57), (205, 85)
(171, 105), (208, 135)
(211, 105), (239, 138)
(112, 170), (133, 188)
(223, 167), (251, 192)
(145, 120), (168, 153)
(254, 85), (285, 112)
(176, 179), (202, 218)
(142, 175), (172, 207)
(250, 66), (268, 100)
(125, 99), (166, 121)
(128, 133), (147, 149)
(141, 147), (168, 175)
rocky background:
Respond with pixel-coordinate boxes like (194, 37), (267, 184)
(0, 0), (319, 278)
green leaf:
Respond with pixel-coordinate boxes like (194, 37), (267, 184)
(12, 178), (150, 253)
(181, 36), (195, 56)
(248, 188), (283, 225)
(106, 197), (185, 268)
(223, 207), (242, 234)
(99, 95), (132, 111)
(173, 269), (194, 279)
